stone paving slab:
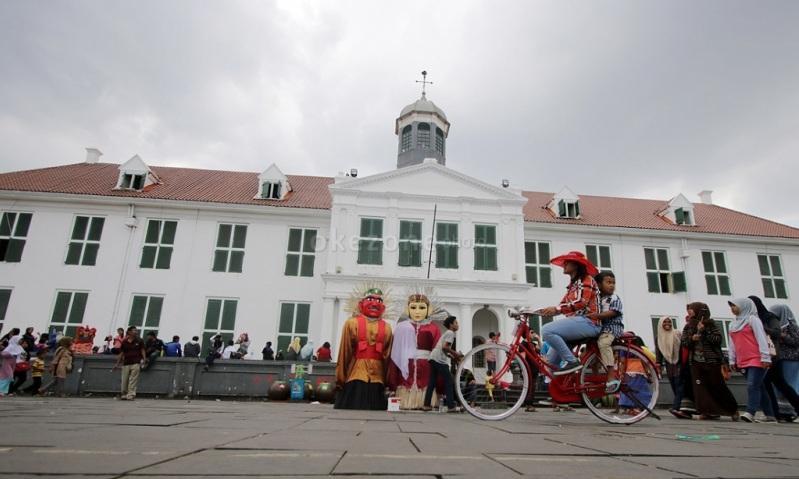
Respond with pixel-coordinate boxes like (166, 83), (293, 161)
(2, 397), (798, 478)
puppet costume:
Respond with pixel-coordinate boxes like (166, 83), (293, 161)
(388, 293), (443, 409)
(335, 288), (393, 410)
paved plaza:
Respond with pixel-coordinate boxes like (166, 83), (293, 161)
(1, 397), (798, 479)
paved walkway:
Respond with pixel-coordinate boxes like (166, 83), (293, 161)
(1, 397), (798, 478)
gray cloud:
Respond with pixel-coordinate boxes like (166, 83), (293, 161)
(1, 0), (798, 226)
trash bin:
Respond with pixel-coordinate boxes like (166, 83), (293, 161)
(290, 378), (305, 400)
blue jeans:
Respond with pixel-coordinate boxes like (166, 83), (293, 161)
(742, 367), (775, 417)
(425, 360), (455, 409)
(783, 360), (799, 394)
(542, 316), (601, 365)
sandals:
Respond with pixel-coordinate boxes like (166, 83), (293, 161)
(669, 409), (692, 419)
(605, 379), (621, 394)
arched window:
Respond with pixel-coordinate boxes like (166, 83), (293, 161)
(435, 127), (445, 154)
(417, 123), (430, 148)
(400, 125), (412, 152)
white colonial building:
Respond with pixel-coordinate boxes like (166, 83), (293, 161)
(1, 95), (798, 356)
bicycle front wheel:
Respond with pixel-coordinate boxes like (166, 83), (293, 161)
(455, 343), (529, 421)
(580, 345), (659, 425)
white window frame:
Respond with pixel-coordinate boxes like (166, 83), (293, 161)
(127, 294), (165, 337)
(473, 223), (498, 271)
(65, 215), (105, 266)
(757, 253), (788, 299)
(524, 240), (552, 288)
(49, 290), (90, 336)
(702, 250), (732, 296)
(586, 244), (612, 271)
(357, 217), (384, 265)
(284, 227), (317, 277)
(398, 219), (423, 268)
(0, 211), (33, 263)
(276, 301), (311, 353)
(435, 222), (459, 269)
(202, 297), (239, 350)
(212, 223), (247, 273)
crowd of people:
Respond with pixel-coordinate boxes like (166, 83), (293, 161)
(0, 325), (334, 398)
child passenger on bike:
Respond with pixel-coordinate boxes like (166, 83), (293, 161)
(588, 271), (624, 392)
(539, 251), (601, 375)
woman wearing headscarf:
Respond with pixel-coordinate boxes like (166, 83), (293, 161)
(770, 304), (799, 393)
(284, 337), (301, 361)
(728, 298), (775, 422)
(40, 336), (73, 397)
(655, 317), (682, 415)
(6, 336), (30, 394)
(749, 295), (799, 422)
(682, 303), (738, 420)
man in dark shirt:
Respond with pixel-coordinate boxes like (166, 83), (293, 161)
(113, 326), (146, 400)
(141, 332), (164, 371)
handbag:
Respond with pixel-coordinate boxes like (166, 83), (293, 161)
(14, 361), (31, 373)
(766, 336), (777, 357)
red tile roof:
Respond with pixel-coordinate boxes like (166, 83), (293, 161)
(0, 163), (333, 210)
(522, 191), (799, 239)
(1, 163), (797, 239)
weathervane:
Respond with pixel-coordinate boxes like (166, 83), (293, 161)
(416, 70), (433, 98)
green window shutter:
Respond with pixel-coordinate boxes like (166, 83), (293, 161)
(538, 243), (550, 264)
(757, 255), (770, 276)
(87, 217), (104, 241)
(296, 304), (310, 334)
(762, 278), (775, 298)
(769, 256), (783, 276)
(657, 249), (669, 270)
(525, 266), (538, 285)
(647, 272), (661, 293)
(398, 242), (410, 266)
(145, 220), (160, 244)
(82, 243), (99, 266)
(4, 239), (25, 262)
(129, 296), (147, 327)
(0, 213), (12, 235)
(410, 222), (421, 240)
(229, 251), (244, 273)
(474, 248), (483, 270)
(212, 250), (228, 271)
(232, 225), (247, 248)
(524, 242), (536, 264)
(145, 297), (163, 328)
(672, 272), (687, 293)
(285, 254), (299, 276)
(0, 289), (10, 321)
(300, 255), (315, 277)
(68, 293), (88, 324)
(675, 208), (685, 224)
(651, 317), (660, 344)
(216, 224), (232, 248)
(574, 201), (580, 217)
(539, 267), (552, 288)
(277, 335), (291, 354)
(65, 243), (83, 265)
(221, 300), (237, 331)
(15, 213), (32, 236)
(718, 275), (732, 296)
(279, 303), (294, 333)
(140, 245), (157, 268)
(701, 251), (714, 273)
(644, 249), (656, 270)
(599, 246), (611, 269)
(261, 182), (271, 199)
(558, 200), (566, 217)
(774, 279), (788, 299)
(51, 292), (71, 323)
(302, 230), (317, 253)
(714, 252), (727, 273)
(155, 246), (172, 269)
(161, 221), (177, 244)
(72, 216), (88, 240)
(287, 229), (302, 252)
(486, 247), (497, 270)
(705, 275), (718, 295)
(586, 245), (598, 265)
(204, 299), (222, 329)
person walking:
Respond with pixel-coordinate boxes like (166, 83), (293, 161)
(422, 315), (463, 413)
(40, 337), (74, 397)
(683, 303), (739, 420)
(749, 295), (799, 422)
(770, 305), (799, 394)
(113, 326), (146, 401)
(728, 298), (775, 422)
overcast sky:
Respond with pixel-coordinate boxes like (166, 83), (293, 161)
(1, 1), (798, 226)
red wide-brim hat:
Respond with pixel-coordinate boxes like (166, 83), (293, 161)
(550, 251), (598, 276)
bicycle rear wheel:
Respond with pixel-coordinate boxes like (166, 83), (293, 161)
(580, 345), (659, 425)
(455, 343), (529, 420)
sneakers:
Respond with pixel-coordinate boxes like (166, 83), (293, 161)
(740, 412), (755, 423)
(759, 416), (777, 423)
(553, 360), (582, 376)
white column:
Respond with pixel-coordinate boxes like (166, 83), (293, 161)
(320, 297), (336, 345)
(458, 302), (473, 355)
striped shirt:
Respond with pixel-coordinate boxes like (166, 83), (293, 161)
(599, 294), (624, 337)
(557, 275), (600, 319)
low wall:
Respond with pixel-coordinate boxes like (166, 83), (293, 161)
(49, 355), (336, 399)
(27, 355), (751, 406)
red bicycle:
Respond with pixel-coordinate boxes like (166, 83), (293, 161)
(455, 308), (660, 424)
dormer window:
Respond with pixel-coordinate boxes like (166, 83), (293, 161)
(550, 187), (581, 219)
(120, 173), (145, 191)
(256, 164), (291, 201)
(558, 199), (580, 219)
(675, 207), (693, 225)
(261, 181), (282, 200)
(116, 155), (157, 192)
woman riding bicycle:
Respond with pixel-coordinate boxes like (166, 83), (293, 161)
(538, 251), (601, 375)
